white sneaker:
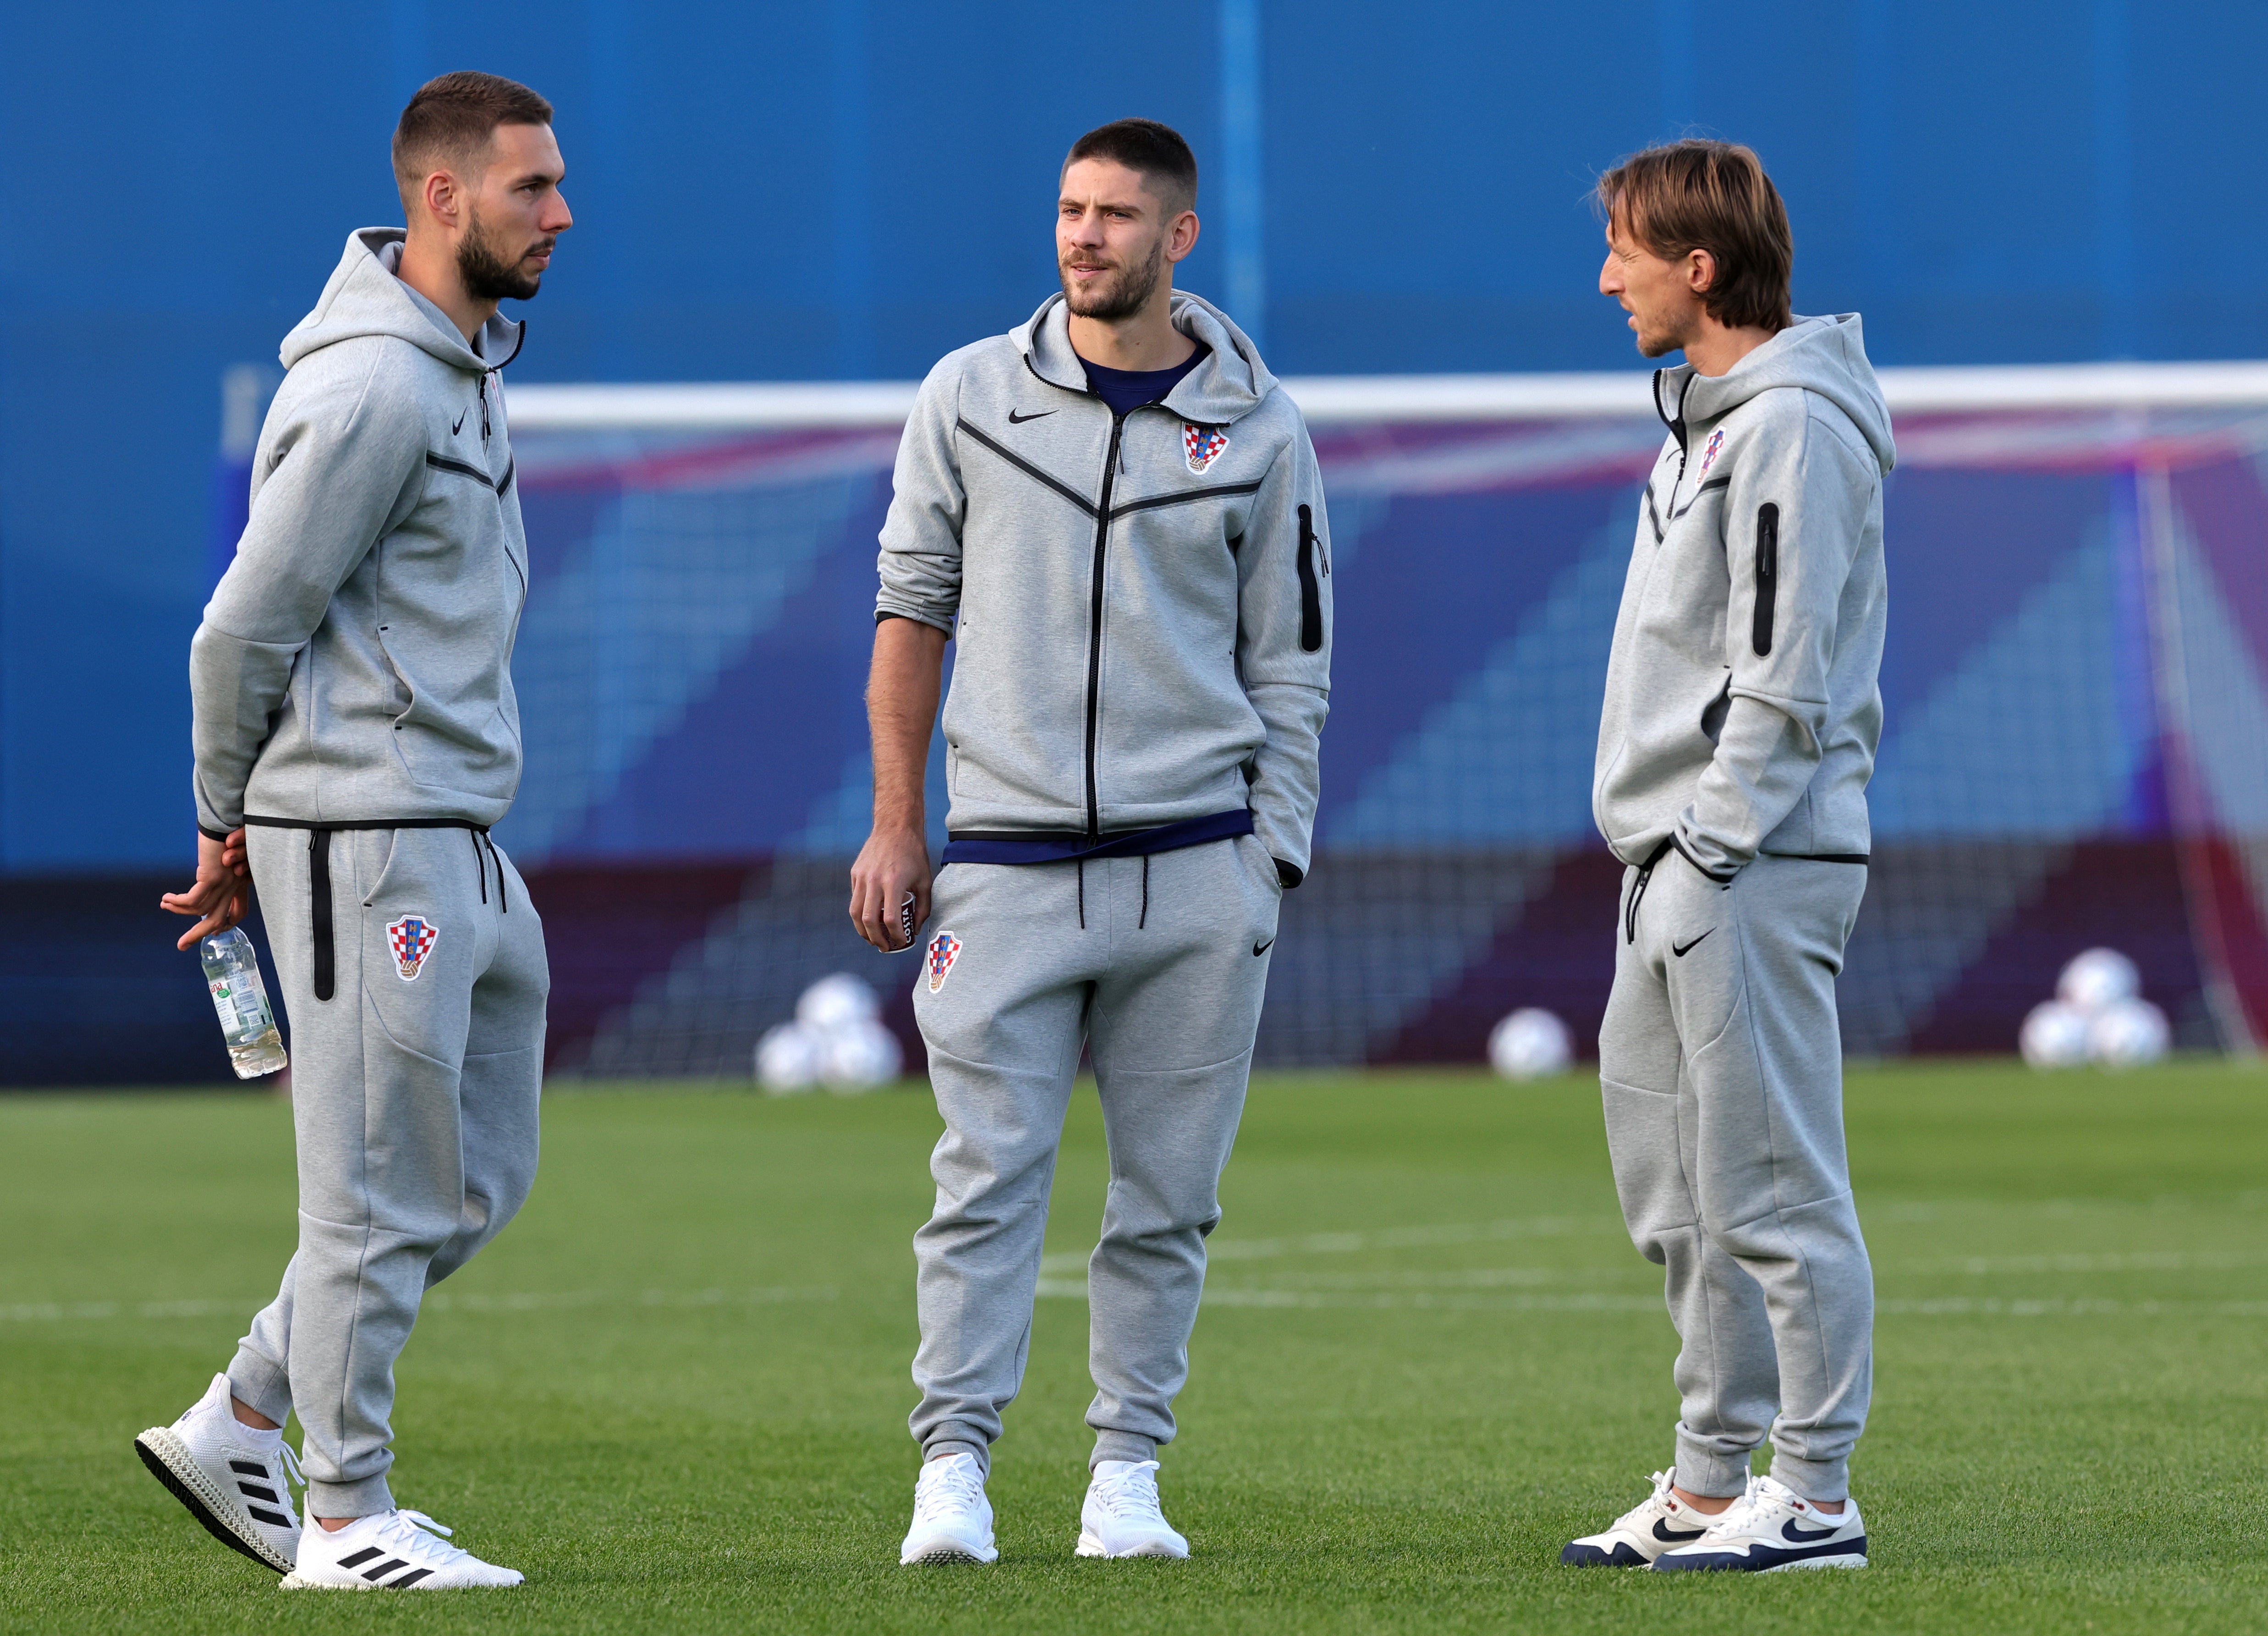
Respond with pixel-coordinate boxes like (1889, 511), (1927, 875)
(1651, 1474), (1869, 1572)
(899, 1453), (998, 1564)
(1560, 1467), (1712, 1567)
(135, 1373), (302, 1573)
(281, 1509), (523, 1589)
(1077, 1459), (1189, 1559)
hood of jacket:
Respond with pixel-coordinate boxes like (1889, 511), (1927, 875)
(1015, 288), (1278, 425)
(279, 227), (523, 376)
(1658, 313), (1895, 476)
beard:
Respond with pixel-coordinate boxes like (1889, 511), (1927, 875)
(1060, 231), (1166, 321)
(457, 208), (550, 303)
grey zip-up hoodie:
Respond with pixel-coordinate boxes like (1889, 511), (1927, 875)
(876, 291), (1333, 880)
(1593, 313), (1894, 877)
(190, 228), (528, 836)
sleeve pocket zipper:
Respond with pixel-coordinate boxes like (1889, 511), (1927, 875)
(1752, 503), (1779, 657)
(1297, 503), (1325, 652)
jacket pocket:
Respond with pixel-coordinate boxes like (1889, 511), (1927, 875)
(1752, 503), (1779, 657)
(1297, 504), (1324, 653)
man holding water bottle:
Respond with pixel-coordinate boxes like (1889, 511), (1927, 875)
(144, 72), (565, 1591)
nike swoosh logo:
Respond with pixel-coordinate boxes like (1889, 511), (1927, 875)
(1006, 408), (1056, 424)
(1782, 1520), (1840, 1542)
(1652, 1517), (1706, 1542)
(1671, 929), (1714, 958)
(452, 409), (467, 435)
(1253, 939), (1274, 956)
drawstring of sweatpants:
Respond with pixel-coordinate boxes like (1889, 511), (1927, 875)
(1623, 838), (1673, 945)
(466, 828), (508, 911)
(1073, 852), (1153, 930)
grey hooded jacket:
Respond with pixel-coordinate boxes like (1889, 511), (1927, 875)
(190, 228), (528, 837)
(876, 291), (1333, 880)
(1593, 313), (1895, 878)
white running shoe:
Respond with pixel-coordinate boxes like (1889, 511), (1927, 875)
(1560, 1467), (1712, 1567)
(1077, 1459), (1189, 1559)
(281, 1508), (523, 1589)
(899, 1454), (998, 1565)
(135, 1373), (302, 1573)
(1651, 1474), (1869, 1572)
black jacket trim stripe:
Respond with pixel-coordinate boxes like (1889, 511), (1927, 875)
(955, 418), (1097, 516)
(1108, 481), (1264, 521)
(424, 452), (511, 495)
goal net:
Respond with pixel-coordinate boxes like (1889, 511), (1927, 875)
(496, 364), (2268, 1078)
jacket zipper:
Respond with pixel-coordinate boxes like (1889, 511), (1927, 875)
(1083, 411), (1128, 839)
(1296, 503), (1325, 652)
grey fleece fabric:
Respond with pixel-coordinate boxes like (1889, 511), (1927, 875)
(1599, 852), (1871, 1501)
(228, 824), (546, 1518)
(875, 291), (1332, 879)
(192, 228), (530, 836)
(1593, 314), (1894, 879)
(191, 230), (548, 1518)
(907, 837), (1283, 1473)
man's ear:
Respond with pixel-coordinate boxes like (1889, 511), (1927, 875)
(420, 170), (461, 232)
(1167, 209), (1200, 265)
(1686, 247), (1718, 298)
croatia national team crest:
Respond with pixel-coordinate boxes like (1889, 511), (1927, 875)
(1697, 427), (1726, 476)
(1184, 422), (1229, 474)
(387, 915), (439, 982)
(926, 929), (963, 994)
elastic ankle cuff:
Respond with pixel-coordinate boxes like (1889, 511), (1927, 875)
(304, 1474), (393, 1520)
(924, 1437), (989, 1478)
(1671, 1438), (1754, 1499)
(1768, 1452), (1850, 1503)
(1090, 1432), (1157, 1469)
(225, 1352), (292, 1430)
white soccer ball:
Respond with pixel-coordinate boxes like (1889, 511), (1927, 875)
(2019, 1000), (2093, 1069)
(755, 1021), (824, 1093)
(819, 1019), (904, 1092)
(2088, 997), (2170, 1069)
(797, 972), (880, 1032)
(1489, 1008), (1572, 1080)
(2057, 947), (2140, 1014)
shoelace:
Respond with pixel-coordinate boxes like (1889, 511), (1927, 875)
(1615, 1469), (1677, 1531)
(365, 1509), (472, 1568)
(1088, 1461), (1165, 1521)
(1695, 1476), (1767, 1537)
(912, 1460), (986, 1524)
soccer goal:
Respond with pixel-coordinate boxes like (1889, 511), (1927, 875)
(495, 362), (2268, 1077)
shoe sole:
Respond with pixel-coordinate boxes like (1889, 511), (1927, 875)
(279, 1572), (524, 1590)
(900, 1539), (998, 1565)
(1076, 1529), (1188, 1559)
(1759, 1553), (1868, 1572)
(134, 1427), (295, 1574)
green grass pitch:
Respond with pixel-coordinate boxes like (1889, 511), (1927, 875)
(2, 1060), (2264, 1633)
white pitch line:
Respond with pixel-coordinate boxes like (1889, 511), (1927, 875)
(1033, 1282), (2268, 1319)
(0, 1287), (836, 1325)
(1037, 1216), (1623, 1276)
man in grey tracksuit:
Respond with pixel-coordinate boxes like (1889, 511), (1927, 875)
(853, 121), (1330, 1563)
(1571, 140), (1893, 1573)
(148, 74), (567, 1588)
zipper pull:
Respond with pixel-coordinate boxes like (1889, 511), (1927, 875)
(480, 374), (492, 442)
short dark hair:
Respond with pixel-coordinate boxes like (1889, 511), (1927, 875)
(1596, 140), (1793, 332)
(1063, 118), (1198, 216)
(392, 72), (554, 212)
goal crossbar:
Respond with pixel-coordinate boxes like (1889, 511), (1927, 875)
(505, 360), (2268, 431)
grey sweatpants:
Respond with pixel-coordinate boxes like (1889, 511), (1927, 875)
(229, 824), (548, 1518)
(908, 835), (1282, 1472)
(1598, 851), (1872, 1502)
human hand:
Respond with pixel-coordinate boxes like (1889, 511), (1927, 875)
(160, 828), (252, 951)
(849, 825), (930, 952)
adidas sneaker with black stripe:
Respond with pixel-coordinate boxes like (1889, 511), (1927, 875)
(135, 1372), (302, 1573)
(282, 1508), (522, 1589)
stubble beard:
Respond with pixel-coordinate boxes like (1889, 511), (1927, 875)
(458, 206), (549, 304)
(1061, 232), (1166, 322)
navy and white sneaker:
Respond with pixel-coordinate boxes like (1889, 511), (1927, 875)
(1560, 1468), (1712, 1566)
(1651, 1474), (1868, 1572)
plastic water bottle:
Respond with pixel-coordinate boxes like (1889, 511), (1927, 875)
(200, 928), (288, 1079)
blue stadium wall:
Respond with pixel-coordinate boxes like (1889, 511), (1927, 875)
(11, 1), (2268, 1079)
